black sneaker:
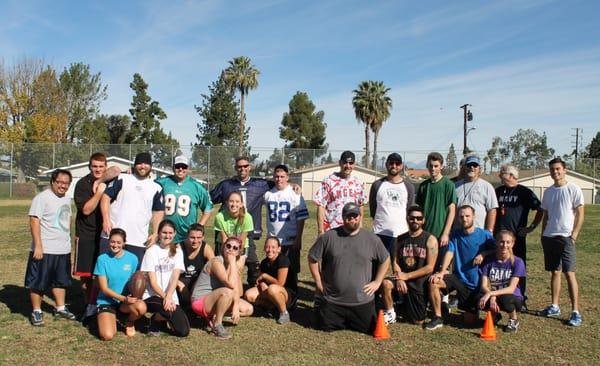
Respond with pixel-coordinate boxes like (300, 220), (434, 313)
(425, 316), (444, 331)
(53, 307), (76, 320)
(30, 311), (44, 326)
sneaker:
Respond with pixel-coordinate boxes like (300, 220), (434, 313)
(277, 311), (290, 325)
(383, 309), (397, 325)
(30, 311), (44, 326)
(425, 316), (443, 331)
(448, 297), (459, 308)
(222, 315), (233, 323)
(540, 304), (561, 318)
(149, 316), (161, 337)
(54, 307), (76, 320)
(504, 318), (519, 333)
(212, 323), (232, 339)
(568, 312), (582, 327)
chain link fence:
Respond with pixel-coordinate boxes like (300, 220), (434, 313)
(1, 142), (598, 203)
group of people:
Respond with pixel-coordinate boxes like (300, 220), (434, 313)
(24, 148), (585, 341)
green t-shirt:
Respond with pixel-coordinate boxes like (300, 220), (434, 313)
(214, 211), (254, 248)
(416, 176), (457, 238)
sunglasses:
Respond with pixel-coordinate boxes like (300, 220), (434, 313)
(236, 164), (250, 169)
(466, 163), (479, 168)
(387, 161), (402, 166)
(174, 164), (188, 170)
(408, 216), (424, 221)
(225, 243), (240, 251)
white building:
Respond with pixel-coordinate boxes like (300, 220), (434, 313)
(519, 170), (599, 205)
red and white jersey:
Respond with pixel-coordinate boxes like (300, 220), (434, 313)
(313, 173), (367, 231)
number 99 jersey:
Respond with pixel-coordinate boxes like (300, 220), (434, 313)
(156, 176), (214, 243)
(264, 185), (309, 246)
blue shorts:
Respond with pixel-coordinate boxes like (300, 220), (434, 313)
(24, 252), (72, 292)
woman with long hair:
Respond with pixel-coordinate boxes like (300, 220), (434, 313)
(214, 191), (254, 254)
(141, 219), (190, 337)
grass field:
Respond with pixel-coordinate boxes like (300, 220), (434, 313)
(0, 200), (599, 365)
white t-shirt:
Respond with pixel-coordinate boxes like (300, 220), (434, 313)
(105, 173), (164, 247)
(455, 178), (499, 229)
(28, 189), (72, 255)
(541, 182), (584, 237)
(264, 185), (309, 245)
(141, 244), (185, 304)
(372, 180), (409, 237)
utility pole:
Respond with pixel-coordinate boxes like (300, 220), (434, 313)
(460, 104), (473, 156)
(572, 128), (582, 170)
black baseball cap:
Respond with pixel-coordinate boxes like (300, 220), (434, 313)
(340, 151), (356, 163)
(342, 202), (360, 218)
(134, 152), (152, 166)
(386, 153), (403, 163)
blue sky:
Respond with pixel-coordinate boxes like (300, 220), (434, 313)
(3, 0), (600, 163)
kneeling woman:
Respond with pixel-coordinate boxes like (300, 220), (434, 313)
(141, 219), (190, 337)
(478, 230), (526, 333)
(94, 228), (146, 340)
(190, 237), (253, 339)
(244, 236), (297, 324)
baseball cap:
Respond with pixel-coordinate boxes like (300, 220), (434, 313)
(386, 153), (403, 163)
(174, 155), (189, 167)
(465, 155), (481, 166)
(340, 151), (356, 163)
(342, 202), (360, 218)
(134, 152), (152, 166)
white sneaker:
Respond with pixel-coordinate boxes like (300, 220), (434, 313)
(384, 309), (397, 325)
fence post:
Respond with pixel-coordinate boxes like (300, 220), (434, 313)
(9, 143), (14, 198)
(281, 146), (285, 164)
(129, 144), (132, 161)
(52, 143), (56, 168)
(207, 146), (211, 189)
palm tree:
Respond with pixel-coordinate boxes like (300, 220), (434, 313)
(222, 56), (260, 155)
(352, 81), (392, 169)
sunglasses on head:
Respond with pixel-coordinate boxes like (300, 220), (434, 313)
(408, 216), (424, 221)
(225, 243), (240, 251)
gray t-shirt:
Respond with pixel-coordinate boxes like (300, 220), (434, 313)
(190, 256), (225, 301)
(455, 178), (498, 229)
(28, 189), (72, 255)
(309, 227), (389, 306)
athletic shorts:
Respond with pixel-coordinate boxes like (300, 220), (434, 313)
(389, 279), (427, 322)
(442, 274), (478, 312)
(542, 236), (576, 272)
(24, 252), (72, 292)
(73, 237), (99, 277)
(97, 304), (119, 315)
(191, 296), (210, 321)
(318, 300), (376, 334)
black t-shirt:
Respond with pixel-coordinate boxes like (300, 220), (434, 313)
(181, 242), (208, 283)
(495, 184), (541, 233)
(259, 253), (297, 291)
(74, 173), (102, 241)
(392, 231), (431, 294)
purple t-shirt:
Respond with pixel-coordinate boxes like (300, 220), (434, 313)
(480, 256), (526, 300)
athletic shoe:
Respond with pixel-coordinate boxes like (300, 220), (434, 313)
(448, 297), (459, 308)
(568, 312), (582, 327)
(212, 323), (232, 340)
(504, 318), (519, 333)
(30, 311), (44, 326)
(277, 311), (290, 325)
(425, 316), (443, 331)
(149, 316), (161, 337)
(540, 304), (561, 318)
(383, 309), (397, 325)
(53, 307), (76, 320)
(222, 315), (233, 323)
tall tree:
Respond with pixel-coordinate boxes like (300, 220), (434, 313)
(107, 114), (132, 144)
(486, 136), (508, 172)
(280, 91), (327, 169)
(59, 62), (107, 142)
(445, 143), (458, 173)
(352, 80), (392, 169)
(505, 128), (555, 169)
(222, 56), (260, 155)
(27, 66), (68, 143)
(584, 131), (600, 159)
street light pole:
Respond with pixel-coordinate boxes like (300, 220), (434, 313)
(460, 104), (473, 156)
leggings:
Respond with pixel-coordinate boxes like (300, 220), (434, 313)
(144, 296), (190, 337)
(481, 294), (523, 313)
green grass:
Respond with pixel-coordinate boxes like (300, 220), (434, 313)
(0, 200), (599, 365)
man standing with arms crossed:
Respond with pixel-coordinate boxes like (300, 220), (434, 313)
(539, 157), (584, 327)
(264, 164), (309, 278)
(314, 151), (367, 236)
(369, 153), (414, 252)
(156, 155), (213, 244)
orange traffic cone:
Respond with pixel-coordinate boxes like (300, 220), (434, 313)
(373, 310), (390, 340)
(480, 310), (497, 341)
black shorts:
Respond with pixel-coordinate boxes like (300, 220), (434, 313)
(318, 300), (376, 334)
(73, 237), (99, 277)
(281, 246), (301, 274)
(389, 279), (428, 322)
(442, 274), (478, 312)
(24, 252), (72, 292)
(97, 304), (119, 315)
(542, 236), (576, 272)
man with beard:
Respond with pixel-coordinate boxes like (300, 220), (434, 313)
(308, 203), (390, 334)
(381, 205), (438, 325)
(314, 151), (368, 236)
(454, 155), (498, 232)
(100, 152), (164, 266)
(426, 205), (495, 330)
(156, 155), (213, 244)
(369, 153), (414, 252)
(495, 164), (543, 307)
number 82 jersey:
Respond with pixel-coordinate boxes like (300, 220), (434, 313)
(264, 185), (309, 246)
(156, 176), (214, 244)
